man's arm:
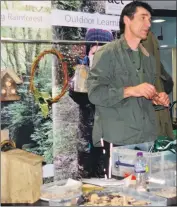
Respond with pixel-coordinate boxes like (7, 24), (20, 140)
(87, 48), (125, 107)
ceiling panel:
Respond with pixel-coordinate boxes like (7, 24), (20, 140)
(143, 1), (176, 10)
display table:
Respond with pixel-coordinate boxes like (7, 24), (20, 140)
(1, 200), (48, 206)
(1, 199), (177, 206)
(2, 178), (177, 206)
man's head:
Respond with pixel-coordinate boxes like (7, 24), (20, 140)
(119, 1), (153, 40)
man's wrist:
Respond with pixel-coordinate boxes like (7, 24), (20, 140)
(124, 86), (133, 98)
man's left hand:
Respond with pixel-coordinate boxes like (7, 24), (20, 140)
(152, 92), (170, 107)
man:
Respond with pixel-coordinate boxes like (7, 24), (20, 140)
(143, 31), (174, 138)
(87, 1), (170, 176)
(69, 29), (114, 178)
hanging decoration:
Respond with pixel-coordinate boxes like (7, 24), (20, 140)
(29, 49), (69, 118)
(1, 139), (16, 152)
(1, 69), (23, 101)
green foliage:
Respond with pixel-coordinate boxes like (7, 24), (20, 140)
(1, 43), (53, 162)
(52, 0), (81, 10)
(25, 115), (53, 164)
(2, 73), (53, 162)
(1, 84), (35, 136)
(33, 88), (51, 118)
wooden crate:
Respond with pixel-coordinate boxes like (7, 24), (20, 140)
(1, 149), (43, 204)
(1, 129), (9, 142)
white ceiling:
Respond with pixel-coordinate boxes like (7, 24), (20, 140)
(143, 1), (176, 10)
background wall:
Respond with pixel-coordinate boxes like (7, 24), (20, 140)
(151, 17), (176, 47)
(151, 17), (176, 74)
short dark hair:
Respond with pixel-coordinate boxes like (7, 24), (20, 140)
(119, 1), (153, 34)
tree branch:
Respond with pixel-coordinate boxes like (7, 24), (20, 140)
(22, 28), (28, 71)
(11, 28), (21, 74)
(35, 29), (41, 58)
(4, 1), (8, 9)
(27, 28), (34, 74)
(5, 44), (15, 69)
(1, 55), (8, 69)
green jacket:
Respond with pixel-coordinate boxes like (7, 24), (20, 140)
(87, 35), (158, 146)
(142, 31), (174, 138)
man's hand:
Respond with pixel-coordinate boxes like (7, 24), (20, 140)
(124, 83), (157, 99)
(152, 92), (170, 107)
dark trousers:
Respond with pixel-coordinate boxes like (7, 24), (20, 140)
(78, 140), (119, 178)
(78, 147), (105, 178)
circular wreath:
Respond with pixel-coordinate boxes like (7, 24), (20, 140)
(29, 49), (68, 105)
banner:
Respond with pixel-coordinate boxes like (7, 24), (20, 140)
(1, 9), (120, 30)
(105, 0), (132, 15)
(52, 9), (120, 30)
(1, 9), (51, 29)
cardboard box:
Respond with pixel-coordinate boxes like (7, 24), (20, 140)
(1, 149), (43, 203)
(1, 129), (9, 142)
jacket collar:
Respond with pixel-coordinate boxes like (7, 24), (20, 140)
(120, 34), (149, 57)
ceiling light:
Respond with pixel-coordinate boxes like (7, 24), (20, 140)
(152, 19), (166, 23)
(160, 45), (168, 48)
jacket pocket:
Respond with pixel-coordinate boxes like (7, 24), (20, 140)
(114, 69), (131, 86)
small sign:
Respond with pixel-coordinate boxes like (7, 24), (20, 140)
(1, 9), (51, 28)
(105, 0), (132, 15)
(52, 9), (120, 30)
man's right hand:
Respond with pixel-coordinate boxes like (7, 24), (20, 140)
(124, 83), (157, 99)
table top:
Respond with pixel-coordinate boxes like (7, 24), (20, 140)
(2, 199), (177, 206)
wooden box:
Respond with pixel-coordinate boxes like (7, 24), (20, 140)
(1, 129), (9, 142)
(1, 149), (43, 204)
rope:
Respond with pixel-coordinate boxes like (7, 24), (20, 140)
(29, 49), (69, 105)
(1, 140), (16, 151)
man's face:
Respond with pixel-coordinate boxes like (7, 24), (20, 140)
(125, 7), (151, 40)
